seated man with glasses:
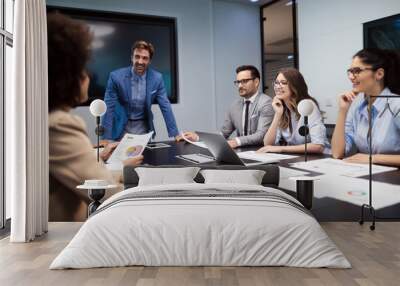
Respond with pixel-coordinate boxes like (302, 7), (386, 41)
(178, 65), (274, 148)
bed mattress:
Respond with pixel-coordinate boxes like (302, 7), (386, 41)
(50, 183), (350, 269)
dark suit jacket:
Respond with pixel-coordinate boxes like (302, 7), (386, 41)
(102, 66), (179, 140)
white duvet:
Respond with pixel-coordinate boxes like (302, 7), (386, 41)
(50, 183), (350, 269)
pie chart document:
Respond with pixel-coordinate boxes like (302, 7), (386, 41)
(108, 131), (153, 163)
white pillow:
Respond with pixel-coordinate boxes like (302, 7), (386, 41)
(135, 167), (201, 186)
(200, 169), (266, 185)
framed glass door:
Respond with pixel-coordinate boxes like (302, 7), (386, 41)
(261, 0), (297, 96)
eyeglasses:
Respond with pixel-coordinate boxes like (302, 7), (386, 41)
(133, 54), (150, 61)
(346, 67), (375, 77)
(273, 80), (289, 88)
(234, 78), (255, 87)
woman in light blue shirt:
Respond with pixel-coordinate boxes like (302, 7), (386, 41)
(258, 68), (328, 154)
(331, 49), (400, 167)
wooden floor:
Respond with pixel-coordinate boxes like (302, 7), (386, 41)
(1, 222), (399, 286)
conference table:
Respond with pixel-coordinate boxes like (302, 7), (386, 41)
(139, 140), (400, 222)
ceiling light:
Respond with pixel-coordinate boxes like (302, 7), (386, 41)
(250, 0), (259, 3)
(286, 1), (293, 6)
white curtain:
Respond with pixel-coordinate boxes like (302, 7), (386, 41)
(8, 0), (48, 242)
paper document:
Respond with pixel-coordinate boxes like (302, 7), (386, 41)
(181, 132), (208, 149)
(279, 167), (310, 179)
(238, 151), (298, 163)
(290, 158), (397, 177)
(280, 170), (400, 209)
(108, 132), (153, 163)
(105, 161), (123, 171)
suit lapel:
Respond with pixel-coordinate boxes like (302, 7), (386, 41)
(235, 93), (261, 136)
(249, 92), (260, 117)
(246, 93), (261, 134)
(236, 99), (244, 136)
(145, 69), (153, 108)
(124, 68), (133, 103)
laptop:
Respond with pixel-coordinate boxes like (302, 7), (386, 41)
(196, 131), (265, 166)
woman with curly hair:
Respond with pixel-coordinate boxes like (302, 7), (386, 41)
(47, 12), (142, 221)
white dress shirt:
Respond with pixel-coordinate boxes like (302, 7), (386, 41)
(236, 92), (258, 146)
(344, 87), (400, 155)
(275, 100), (328, 147)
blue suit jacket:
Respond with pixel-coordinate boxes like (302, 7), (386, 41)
(102, 66), (179, 140)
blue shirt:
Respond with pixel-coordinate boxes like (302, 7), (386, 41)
(345, 87), (400, 155)
(275, 101), (329, 147)
(129, 69), (147, 120)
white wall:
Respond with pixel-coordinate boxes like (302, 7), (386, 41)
(47, 0), (260, 141)
(213, 0), (261, 127)
(297, 0), (400, 124)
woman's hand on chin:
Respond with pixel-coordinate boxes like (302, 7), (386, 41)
(338, 91), (358, 112)
(272, 97), (284, 116)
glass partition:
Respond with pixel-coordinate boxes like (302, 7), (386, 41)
(261, 0), (297, 96)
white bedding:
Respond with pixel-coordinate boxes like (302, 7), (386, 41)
(50, 183), (350, 269)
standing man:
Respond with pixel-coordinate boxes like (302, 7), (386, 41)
(102, 40), (179, 140)
(180, 65), (274, 148)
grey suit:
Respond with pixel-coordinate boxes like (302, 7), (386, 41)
(221, 92), (274, 146)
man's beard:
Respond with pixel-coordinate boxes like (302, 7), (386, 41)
(239, 89), (251, 98)
(135, 63), (146, 72)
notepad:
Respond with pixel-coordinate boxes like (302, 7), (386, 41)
(146, 142), (171, 149)
(176, 153), (215, 164)
(237, 151), (298, 163)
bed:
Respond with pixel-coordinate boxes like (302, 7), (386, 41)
(50, 165), (350, 269)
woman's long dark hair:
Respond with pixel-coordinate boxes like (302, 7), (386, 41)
(276, 68), (319, 132)
(354, 48), (400, 95)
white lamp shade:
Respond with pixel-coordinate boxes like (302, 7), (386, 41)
(89, 99), (107, 117)
(298, 99), (314, 116)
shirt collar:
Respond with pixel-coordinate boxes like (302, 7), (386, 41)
(357, 87), (394, 121)
(358, 87), (392, 114)
(132, 66), (147, 80)
(243, 91), (258, 104)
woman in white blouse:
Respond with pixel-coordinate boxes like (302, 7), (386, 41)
(258, 68), (328, 154)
